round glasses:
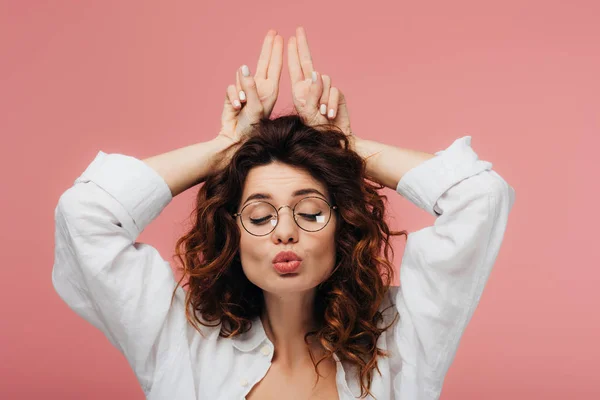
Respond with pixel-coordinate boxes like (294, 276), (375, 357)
(233, 196), (338, 236)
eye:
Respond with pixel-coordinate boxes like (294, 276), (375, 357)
(297, 212), (322, 221)
(249, 216), (273, 225)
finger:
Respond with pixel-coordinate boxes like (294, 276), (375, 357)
(335, 88), (350, 126)
(319, 75), (331, 116)
(221, 85), (240, 126)
(236, 68), (247, 103)
(256, 29), (277, 79)
(306, 70), (324, 110)
(327, 87), (340, 120)
(268, 34), (284, 84)
(238, 65), (263, 115)
(296, 26), (314, 79)
(287, 37), (303, 85)
(227, 84), (241, 111)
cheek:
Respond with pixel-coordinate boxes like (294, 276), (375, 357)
(238, 233), (270, 287)
(306, 227), (337, 277)
(239, 234), (260, 268)
(237, 222), (338, 287)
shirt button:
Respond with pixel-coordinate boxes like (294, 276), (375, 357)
(240, 378), (248, 387)
(260, 344), (272, 356)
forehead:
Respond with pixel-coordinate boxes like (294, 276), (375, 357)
(241, 162), (329, 201)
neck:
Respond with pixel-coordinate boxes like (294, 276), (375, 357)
(260, 289), (320, 368)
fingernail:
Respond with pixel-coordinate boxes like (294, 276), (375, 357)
(241, 65), (250, 77)
(312, 71), (317, 83)
(233, 99), (241, 108)
(239, 91), (246, 101)
(328, 109), (335, 118)
(320, 104), (327, 115)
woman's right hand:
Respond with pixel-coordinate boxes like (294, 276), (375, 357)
(217, 29), (283, 144)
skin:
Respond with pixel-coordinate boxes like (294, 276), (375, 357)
(218, 27), (352, 146)
(139, 26), (436, 399)
(218, 27), (353, 397)
(237, 162), (338, 370)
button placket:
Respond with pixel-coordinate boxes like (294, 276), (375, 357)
(239, 341), (274, 397)
(260, 344), (272, 356)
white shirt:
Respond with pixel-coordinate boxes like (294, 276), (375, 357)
(52, 136), (515, 399)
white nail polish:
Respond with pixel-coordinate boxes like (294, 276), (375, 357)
(239, 91), (246, 101)
(242, 65), (250, 77)
(233, 99), (241, 108)
(328, 109), (335, 118)
(320, 104), (327, 115)
(312, 71), (317, 83)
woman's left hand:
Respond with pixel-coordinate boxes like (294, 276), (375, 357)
(288, 27), (354, 147)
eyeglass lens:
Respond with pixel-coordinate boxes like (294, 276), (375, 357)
(240, 197), (331, 235)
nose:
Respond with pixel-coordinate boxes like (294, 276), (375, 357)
(271, 205), (298, 243)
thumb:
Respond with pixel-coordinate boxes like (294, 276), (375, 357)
(336, 88), (350, 123)
(221, 84), (241, 126)
(333, 88), (352, 136)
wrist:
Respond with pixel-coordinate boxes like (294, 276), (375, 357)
(213, 133), (236, 147)
(208, 135), (236, 171)
(347, 132), (359, 152)
(353, 136), (383, 175)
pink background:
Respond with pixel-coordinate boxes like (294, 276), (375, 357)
(1, 0), (598, 398)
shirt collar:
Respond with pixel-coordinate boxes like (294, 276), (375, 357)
(231, 315), (269, 352)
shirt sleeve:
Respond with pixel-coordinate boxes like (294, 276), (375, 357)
(51, 151), (179, 394)
(389, 136), (516, 398)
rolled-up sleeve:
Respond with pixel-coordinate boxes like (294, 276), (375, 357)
(390, 136), (516, 398)
(52, 151), (176, 394)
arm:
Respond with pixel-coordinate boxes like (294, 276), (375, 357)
(52, 140), (235, 395)
(53, 151), (180, 395)
(352, 136), (436, 190)
(381, 136), (516, 398)
(286, 26), (435, 188)
(143, 28), (285, 198)
(143, 30), (285, 199)
(142, 137), (232, 198)
(52, 31), (280, 395)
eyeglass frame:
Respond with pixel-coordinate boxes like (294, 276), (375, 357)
(232, 196), (338, 236)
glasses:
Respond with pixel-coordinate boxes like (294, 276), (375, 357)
(233, 196), (338, 236)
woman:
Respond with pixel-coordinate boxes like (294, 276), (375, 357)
(52, 27), (515, 399)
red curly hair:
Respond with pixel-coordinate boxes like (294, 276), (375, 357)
(171, 114), (407, 398)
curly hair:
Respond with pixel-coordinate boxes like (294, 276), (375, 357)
(171, 114), (407, 398)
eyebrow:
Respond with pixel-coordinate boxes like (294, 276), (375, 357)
(242, 188), (328, 206)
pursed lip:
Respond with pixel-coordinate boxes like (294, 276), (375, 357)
(272, 251), (302, 263)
